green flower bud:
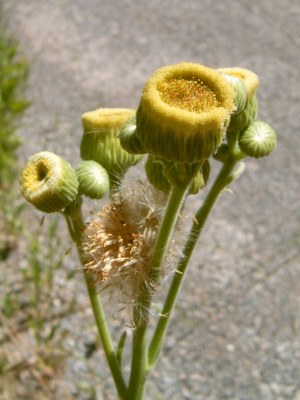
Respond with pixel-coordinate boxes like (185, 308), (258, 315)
(227, 95), (258, 136)
(20, 151), (79, 213)
(219, 68), (259, 135)
(219, 67), (259, 99)
(76, 160), (110, 199)
(118, 114), (145, 154)
(238, 121), (277, 158)
(80, 108), (143, 180)
(127, 63), (235, 164)
(220, 73), (247, 113)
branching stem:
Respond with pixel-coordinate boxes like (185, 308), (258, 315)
(148, 156), (243, 367)
(127, 184), (189, 399)
(63, 202), (128, 400)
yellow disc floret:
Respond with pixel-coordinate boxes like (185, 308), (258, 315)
(158, 78), (219, 113)
(23, 157), (53, 192)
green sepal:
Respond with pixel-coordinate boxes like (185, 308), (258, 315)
(161, 160), (201, 190)
(213, 143), (230, 163)
(145, 155), (170, 193)
(146, 156), (209, 195)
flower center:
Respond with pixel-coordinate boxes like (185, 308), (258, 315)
(159, 78), (219, 113)
(36, 161), (50, 181)
(25, 159), (52, 191)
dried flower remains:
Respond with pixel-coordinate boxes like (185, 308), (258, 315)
(81, 182), (169, 314)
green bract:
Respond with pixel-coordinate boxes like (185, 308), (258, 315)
(146, 155), (210, 194)
(145, 155), (170, 193)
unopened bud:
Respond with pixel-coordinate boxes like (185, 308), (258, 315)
(219, 67), (259, 134)
(76, 160), (109, 199)
(238, 121), (276, 158)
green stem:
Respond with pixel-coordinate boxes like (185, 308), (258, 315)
(117, 331), (127, 366)
(83, 272), (128, 399)
(127, 184), (189, 399)
(63, 203), (128, 400)
(150, 185), (189, 284)
(148, 157), (242, 367)
(127, 319), (149, 400)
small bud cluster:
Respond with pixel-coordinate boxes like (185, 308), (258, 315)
(217, 67), (276, 158)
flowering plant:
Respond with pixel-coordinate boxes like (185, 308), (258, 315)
(20, 62), (276, 399)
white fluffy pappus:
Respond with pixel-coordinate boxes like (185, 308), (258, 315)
(81, 180), (185, 322)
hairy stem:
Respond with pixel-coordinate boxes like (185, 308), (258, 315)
(150, 185), (189, 284)
(127, 318), (149, 400)
(63, 202), (128, 400)
(148, 157), (243, 367)
(127, 184), (189, 399)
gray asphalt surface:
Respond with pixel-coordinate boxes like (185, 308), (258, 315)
(7, 0), (300, 399)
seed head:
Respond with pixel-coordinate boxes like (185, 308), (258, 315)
(81, 181), (168, 315)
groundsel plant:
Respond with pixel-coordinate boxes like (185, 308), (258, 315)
(20, 62), (276, 399)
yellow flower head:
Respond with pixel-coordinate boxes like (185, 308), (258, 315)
(134, 63), (235, 163)
(82, 108), (135, 132)
(80, 108), (142, 180)
(20, 151), (79, 213)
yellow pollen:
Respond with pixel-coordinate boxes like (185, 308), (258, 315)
(23, 159), (52, 191)
(159, 78), (219, 113)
